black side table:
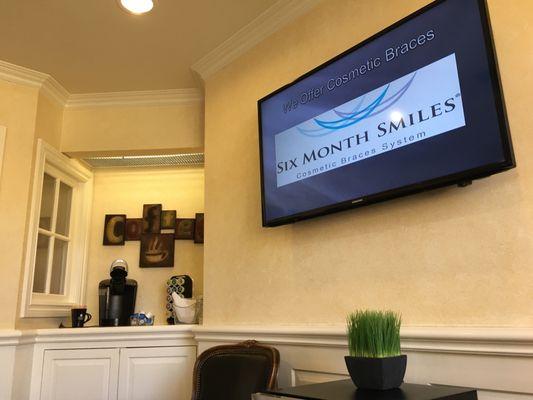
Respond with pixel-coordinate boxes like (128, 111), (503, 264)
(256, 379), (477, 399)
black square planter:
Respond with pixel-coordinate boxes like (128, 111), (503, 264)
(345, 355), (407, 390)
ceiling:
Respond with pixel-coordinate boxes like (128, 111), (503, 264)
(0, 0), (277, 93)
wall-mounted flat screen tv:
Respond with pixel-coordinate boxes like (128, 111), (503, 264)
(258, 0), (515, 227)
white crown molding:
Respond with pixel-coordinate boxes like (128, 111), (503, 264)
(0, 59), (203, 108)
(40, 75), (70, 107)
(0, 60), (69, 106)
(191, 0), (323, 81)
(66, 88), (203, 108)
(0, 59), (48, 88)
(0, 0), (322, 106)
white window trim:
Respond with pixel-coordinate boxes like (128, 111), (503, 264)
(20, 139), (93, 318)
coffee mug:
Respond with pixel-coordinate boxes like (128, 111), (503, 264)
(71, 307), (92, 328)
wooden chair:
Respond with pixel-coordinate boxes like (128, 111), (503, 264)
(191, 340), (280, 400)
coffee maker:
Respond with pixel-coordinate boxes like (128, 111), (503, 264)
(99, 259), (137, 326)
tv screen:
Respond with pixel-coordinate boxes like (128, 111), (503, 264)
(258, 0), (514, 227)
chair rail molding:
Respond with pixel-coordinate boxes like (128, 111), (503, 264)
(0, 329), (21, 347)
(190, 0), (323, 81)
(192, 325), (533, 355)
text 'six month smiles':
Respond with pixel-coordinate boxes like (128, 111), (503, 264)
(277, 94), (459, 175)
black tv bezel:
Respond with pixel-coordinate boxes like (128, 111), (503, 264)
(257, 0), (515, 228)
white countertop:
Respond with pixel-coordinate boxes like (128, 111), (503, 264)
(26, 323), (197, 335)
(17, 324), (200, 345)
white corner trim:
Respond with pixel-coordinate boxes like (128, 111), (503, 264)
(66, 88), (203, 108)
(192, 325), (533, 356)
(0, 59), (69, 106)
(191, 0), (323, 81)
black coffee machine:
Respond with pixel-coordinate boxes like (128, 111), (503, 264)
(99, 259), (137, 326)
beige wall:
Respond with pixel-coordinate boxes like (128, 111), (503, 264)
(16, 92), (67, 330)
(85, 167), (204, 325)
(34, 91), (64, 149)
(0, 80), (40, 329)
(0, 81), (67, 329)
(2, 0), (531, 331)
(202, 0), (533, 326)
(0, 78), (204, 329)
(61, 103), (203, 155)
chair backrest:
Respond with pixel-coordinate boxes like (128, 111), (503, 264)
(191, 340), (280, 400)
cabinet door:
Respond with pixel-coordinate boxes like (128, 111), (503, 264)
(118, 346), (196, 400)
(41, 348), (120, 400)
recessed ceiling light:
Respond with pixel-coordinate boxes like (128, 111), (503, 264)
(118, 0), (154, 15)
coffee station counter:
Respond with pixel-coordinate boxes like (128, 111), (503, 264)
(14, 324), (199, 400)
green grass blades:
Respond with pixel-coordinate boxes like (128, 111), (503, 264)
(346, 310), (401, 358)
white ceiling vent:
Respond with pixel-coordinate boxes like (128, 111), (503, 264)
(82, 153), (204, 168)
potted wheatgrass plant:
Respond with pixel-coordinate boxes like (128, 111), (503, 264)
(345, 310), (406, 390)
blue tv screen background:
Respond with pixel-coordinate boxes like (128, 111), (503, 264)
(259, 0), (511, 225)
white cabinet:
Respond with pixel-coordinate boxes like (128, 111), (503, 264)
(38, 346), (195, 400)
(40, 348), (120, 400)
(13, 325), (197, 400)
(118, 346), (196, 400)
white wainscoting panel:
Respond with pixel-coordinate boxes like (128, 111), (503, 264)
(4, 325), (533, 400)
(12, 325), (197, 400)
(117, 346), (196, 400)
(0, 330), (19, 400)
(193, 325), (533, 400)
(40, 348), (120, 400)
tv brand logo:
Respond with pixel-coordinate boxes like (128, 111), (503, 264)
(274, 53), (466, 187)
